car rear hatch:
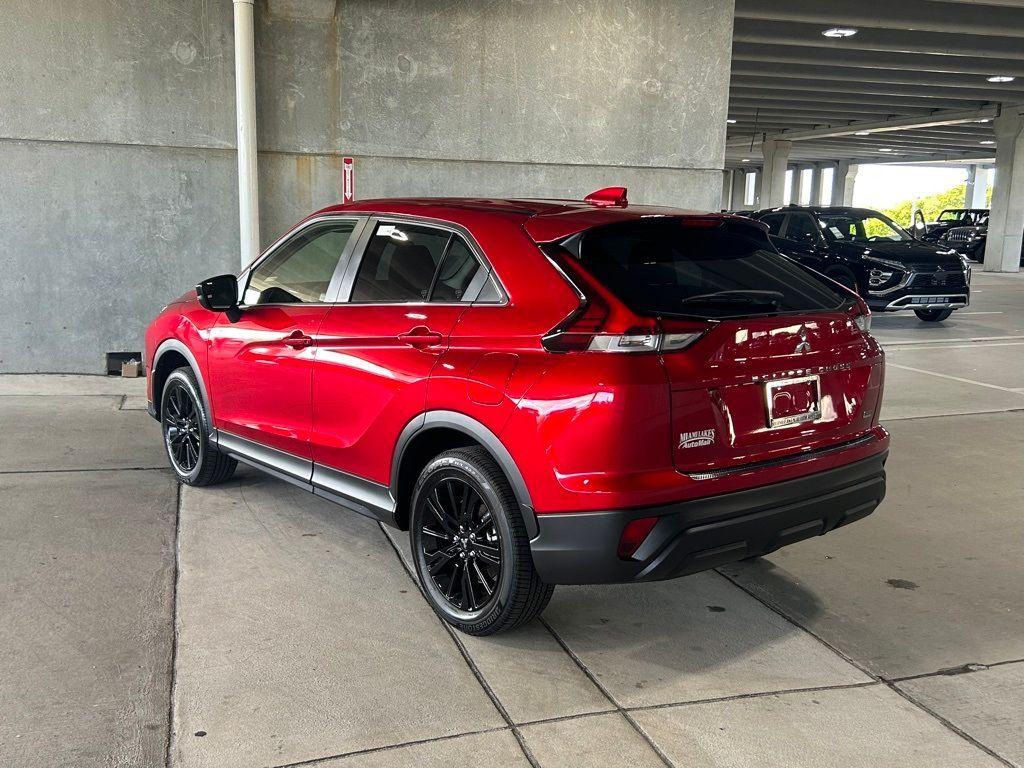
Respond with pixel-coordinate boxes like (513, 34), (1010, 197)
(548, 215), (884, 476)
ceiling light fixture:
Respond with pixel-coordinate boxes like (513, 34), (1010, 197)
(854, 131), (871, 136)
(741, 158), (750, 163)
(878, 148), (894, 152)
(987, 75), (1016, 83)
(980, 140), (996, 145)
(726, 118), (737, 124)
(822, 27), (858, 38)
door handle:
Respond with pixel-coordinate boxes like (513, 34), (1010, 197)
(397, 326), (444, 348)
(284, 330), (315, 349)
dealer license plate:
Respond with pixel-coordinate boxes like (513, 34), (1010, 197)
(765, 375), (822, 429)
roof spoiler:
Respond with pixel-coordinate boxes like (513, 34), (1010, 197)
(584, 186), (628, 208)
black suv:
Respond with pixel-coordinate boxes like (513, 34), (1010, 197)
(750, 206), (971, 323)
(919, 208), (989, 248)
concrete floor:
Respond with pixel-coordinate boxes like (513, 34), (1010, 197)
(2, 271), (1022, 768)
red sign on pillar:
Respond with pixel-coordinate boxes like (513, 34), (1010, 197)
(342, 156), (355, 203)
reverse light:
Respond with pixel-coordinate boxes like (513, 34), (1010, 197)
(618, 517), (658, 560)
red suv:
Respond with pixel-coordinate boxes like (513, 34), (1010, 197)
(145, 188), (889, 635)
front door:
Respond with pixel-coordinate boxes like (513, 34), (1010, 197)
(207, 218), (361, 461)
(311, 219), (496, 494)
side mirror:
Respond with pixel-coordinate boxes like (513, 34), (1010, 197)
(196, 274), (239, 312)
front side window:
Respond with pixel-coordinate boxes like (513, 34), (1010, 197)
(567, 218), (848, 320)
(245, 222), (355, 304)
(819, 213), (911, 243)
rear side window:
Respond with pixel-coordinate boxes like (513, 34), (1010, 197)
(351, 223), (450, 302)
(431, 237), (486, 302)
(759, 213), (785, 236)
(245, 222), (355, 304)
(569, 219), (848, 319)
(784, 213), (823, 244)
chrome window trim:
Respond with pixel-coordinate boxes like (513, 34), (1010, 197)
(336, 214), (509, 306)
(236, 215), (370, 309)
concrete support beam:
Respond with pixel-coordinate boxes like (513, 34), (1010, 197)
(985, 107), (1024, 273)
(233, 0), (260, 267)
(731, 170), (748, 209)
(808, 164), (823, 206)
(760, 139), (792, 208)
(833, 161), (859, 207)
(965, 165), (990, 208)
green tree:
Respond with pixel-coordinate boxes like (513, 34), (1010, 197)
(881, 183), (989, 227)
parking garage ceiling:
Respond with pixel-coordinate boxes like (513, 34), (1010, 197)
(726, 0), (1024, 167)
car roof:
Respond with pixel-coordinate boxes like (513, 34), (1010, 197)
(307, 197), (746, 243)
(754, 205), (889, 217)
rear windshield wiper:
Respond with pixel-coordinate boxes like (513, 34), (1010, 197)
(676, 290), (784, 311)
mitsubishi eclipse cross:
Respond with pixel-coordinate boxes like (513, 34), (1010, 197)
(145, 188), (889, 636)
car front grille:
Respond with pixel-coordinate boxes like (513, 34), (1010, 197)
(943, 227), (982, 245)
(909, 269), (967, 289)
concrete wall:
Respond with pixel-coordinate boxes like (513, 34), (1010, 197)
(1, 0), (734, 373)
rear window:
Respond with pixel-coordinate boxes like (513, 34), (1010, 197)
(565, 219), (849, 319)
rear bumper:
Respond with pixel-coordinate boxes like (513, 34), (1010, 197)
(529, 451), (886, 585)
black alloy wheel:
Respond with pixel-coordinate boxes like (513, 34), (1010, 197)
(410, 447), (553, 635)
(420, 477), (502, 614)
(164, 380), (202, 474)
(160, 367), (236, 486)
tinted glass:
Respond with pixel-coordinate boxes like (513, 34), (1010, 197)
(571, 219), (848, 320)
(784, 214), (822, 243)
(759, 213), (785, 236)
(245, 222), (354, 304)
(351, 223), (451, 302)
(431, 237), (484, 302)
(819, 213), (911, 243)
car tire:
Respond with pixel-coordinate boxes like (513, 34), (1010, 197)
(825, 266), (859, 294)
(410, 447), (553, 636)
(915, 308), (954, 322)
(160, 367), (237, 486)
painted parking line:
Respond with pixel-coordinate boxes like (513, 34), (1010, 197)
(887, 363), (1024, 395)
(956, 312), (1004, 316)
(880, 334), (1024, 346)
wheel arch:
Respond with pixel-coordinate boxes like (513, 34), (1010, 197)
(391, 411), (538, 538)
(151, 339), (213, 423)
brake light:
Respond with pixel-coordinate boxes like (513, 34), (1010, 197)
(848, 298), (872, 334)
(542, 251), (707, 354)
(618, 516), (658, 559)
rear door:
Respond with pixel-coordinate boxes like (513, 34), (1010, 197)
(310, 218), (494, 491)
(207, 217), (363, 461)
(779, 212), (829, 270)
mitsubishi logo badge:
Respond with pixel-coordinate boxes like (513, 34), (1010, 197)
(795, 326), (811, 354)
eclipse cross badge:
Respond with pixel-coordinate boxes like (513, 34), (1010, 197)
(795, 326), (811, 354)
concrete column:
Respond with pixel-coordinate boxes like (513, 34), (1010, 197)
(786, 166), (799, 205)
(833, 161), (852, 207)
(808, 164), (823, 206)
(985, 106), (1024, 273)
(760, 139), (792, 208)
(843, 164), (859, 206)
(965, 165), (990, 208)
(730, 170), (747, 209)
(721, 170), (732, 211)
(233, 0), (260, 267)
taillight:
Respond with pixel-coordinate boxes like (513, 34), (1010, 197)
(542, 251), (707, 354)
(618, 516), (658, 559)
(847, 298), (872, 334)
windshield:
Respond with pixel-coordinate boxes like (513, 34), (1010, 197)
(938, 210), (968, 222)
(564, 219), (849, 320)
(818, 213), (912, 243)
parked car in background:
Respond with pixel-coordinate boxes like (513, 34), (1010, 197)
(749, 205), (971, 322)
(145, 189), (889, 635)
(920, 208), (989, 245)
